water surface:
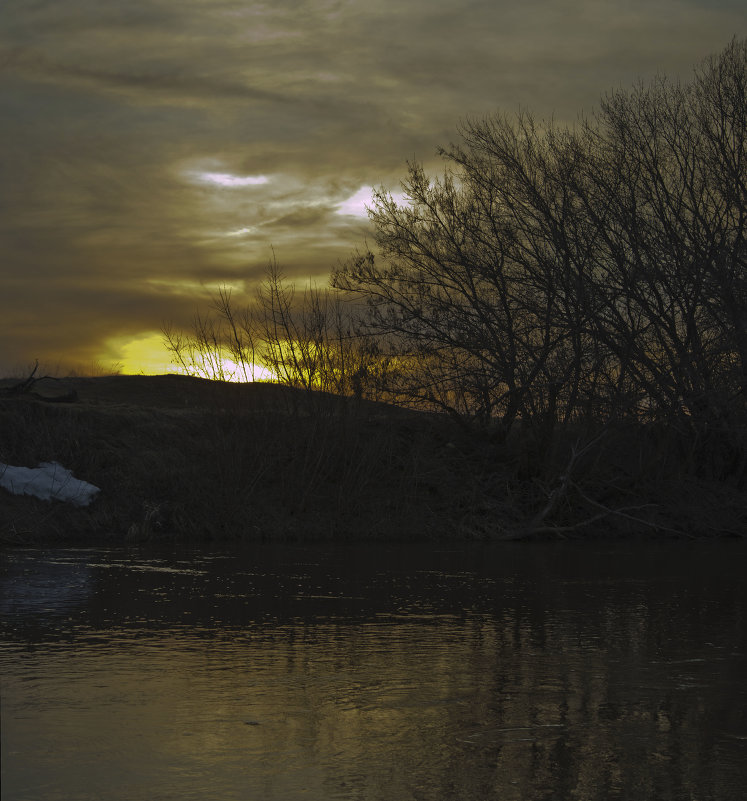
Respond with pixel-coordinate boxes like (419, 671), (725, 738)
(1, 543), (746, 800)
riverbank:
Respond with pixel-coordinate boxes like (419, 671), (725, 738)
(1, 375), (745, 544)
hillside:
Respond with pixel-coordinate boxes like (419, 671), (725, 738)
(0, 374), (465, 544)
(1, 373), (319, 411)
(2, 374), (746, 544)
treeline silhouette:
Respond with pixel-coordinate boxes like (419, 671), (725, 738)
(163, 40), (747, 538)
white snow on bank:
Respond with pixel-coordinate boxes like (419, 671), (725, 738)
(0, 462), (100, 507)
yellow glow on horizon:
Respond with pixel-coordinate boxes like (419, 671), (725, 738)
(114, 332), (174, 375)
(202, 357), (275, 382)
(111, 332), (273, 381)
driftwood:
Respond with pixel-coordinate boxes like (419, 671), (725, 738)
(1, 360), (40, 395)
(28, 389), (79, 403)
(502, 431), (678, 539)
(0, 361), (78, 403)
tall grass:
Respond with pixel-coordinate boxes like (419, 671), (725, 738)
(2, 381), (746, 544)
(0, 386), (484, 543)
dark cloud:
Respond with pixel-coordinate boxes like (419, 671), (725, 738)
(0, 0), (742, 374)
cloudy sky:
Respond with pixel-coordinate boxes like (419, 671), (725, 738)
(0, 1), (743, 376)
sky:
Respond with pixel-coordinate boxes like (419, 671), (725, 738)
(0, 1), (743, 377)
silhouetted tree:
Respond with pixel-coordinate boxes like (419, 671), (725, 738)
(163, 256), (387, 400)
(334, 39), (747, 445)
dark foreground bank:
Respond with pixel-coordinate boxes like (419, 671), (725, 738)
(1, 374), (746, 544)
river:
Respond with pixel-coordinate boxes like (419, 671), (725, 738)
(1, 542), (746, 800)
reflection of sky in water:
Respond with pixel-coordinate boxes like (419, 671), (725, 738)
(1, 544), (747, 801)
(0, 553), (92, 618)
(85, 561), (207, 575)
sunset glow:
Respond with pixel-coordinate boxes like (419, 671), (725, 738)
(0, 1), (741, 376)
(114, 333), (182, 376)
(115, 332), (273, 382)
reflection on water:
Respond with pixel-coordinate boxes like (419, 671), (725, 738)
(1, 543), (746, 800)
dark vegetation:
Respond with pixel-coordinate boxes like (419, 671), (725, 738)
(2, 41), (746, 544)
(2, 374), (744, 545)
(0, 374), (524, 544)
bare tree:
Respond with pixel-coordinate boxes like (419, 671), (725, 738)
(334, 40), (747, 448)
(162, 293), (259, 383)
(333, 118), (602, 440)
(557, 38), (747, 431)
(162, 256), (387, 401)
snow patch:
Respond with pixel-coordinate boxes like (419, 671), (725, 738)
(0, 462), (100, 507)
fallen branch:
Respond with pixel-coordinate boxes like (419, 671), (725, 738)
(2, 360), (39, 395)
(571, 482), (684, 536)
(29, 389), (79, 404)
(517, 432), (607, 537)
(1, 361), (78, 403)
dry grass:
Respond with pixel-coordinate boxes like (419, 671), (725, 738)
(2, 375), (746, 544)
(0, 375), (475, 544)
